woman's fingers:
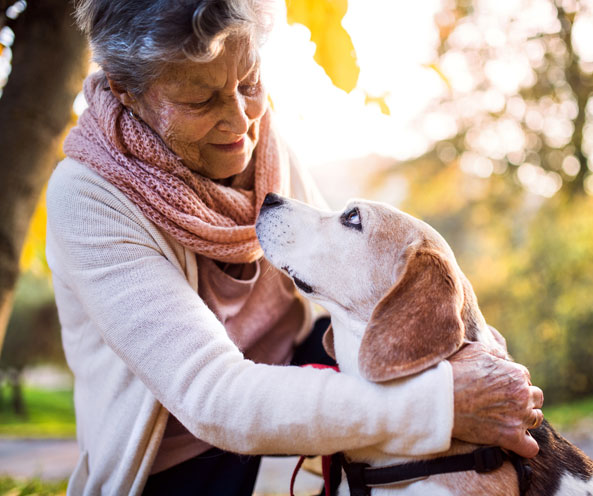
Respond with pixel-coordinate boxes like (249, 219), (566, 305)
(450, 343), (543, 458)
(485, 326), (509, 359)
(498, 385), (544, 456)
(488, 326), (508, 352)
(530, 385), (544, 410)
(501, 430), (540, 458)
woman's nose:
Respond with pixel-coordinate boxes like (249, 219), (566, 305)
(217, 94), (249, 135)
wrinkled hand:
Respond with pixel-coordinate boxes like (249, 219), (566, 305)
(449, 342), (544, 458)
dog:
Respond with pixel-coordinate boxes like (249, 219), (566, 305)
(255, 193), (593, 496)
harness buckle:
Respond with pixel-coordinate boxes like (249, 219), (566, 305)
(474, 447), (505, 473)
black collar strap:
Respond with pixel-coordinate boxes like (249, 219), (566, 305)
(339, 446), (532, 496)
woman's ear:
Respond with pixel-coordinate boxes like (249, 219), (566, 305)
(358, 247), (465, 382)
(106, 76), (136, 108)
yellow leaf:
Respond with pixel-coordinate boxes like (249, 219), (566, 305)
(286, 0), (359, 92)
(20, 187), (51, 277)
(267, 93), (276, 112)
(424, 63), (452, 92)
(364, 92), (391, 116)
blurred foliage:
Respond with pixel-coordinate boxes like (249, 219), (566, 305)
(421, 0), (593, 196)
(0, 273), (63, 415)
(376, 0), (593, 404)
(0, 477), (67, 496)
(544, 394), (593, 429)
(0, 386), (75, 437)
(1, 273), (63, 371)
(286, 0), (359, 92)
(19, 189), (49, 277)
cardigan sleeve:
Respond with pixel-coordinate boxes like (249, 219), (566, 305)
(46, 160), (454, 457)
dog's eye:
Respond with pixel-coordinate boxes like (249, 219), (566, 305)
(341, 208), (362, 231)
(347, 209), (360, 224)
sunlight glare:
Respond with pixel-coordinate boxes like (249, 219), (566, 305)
(261, 0), (443, 169)
(572, 15), (593, 62)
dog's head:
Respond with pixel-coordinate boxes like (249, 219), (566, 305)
(256, 193), (484, 382)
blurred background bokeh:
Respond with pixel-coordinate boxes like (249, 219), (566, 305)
(1, 0), (593, 493)
(258, 0), (593, 406)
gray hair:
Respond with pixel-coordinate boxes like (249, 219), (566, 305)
(74, 0), (276, 95)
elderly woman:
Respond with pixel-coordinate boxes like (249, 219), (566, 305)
(46, 1), (543, 495)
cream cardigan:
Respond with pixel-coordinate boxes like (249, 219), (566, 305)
(46, 158), (454, 496)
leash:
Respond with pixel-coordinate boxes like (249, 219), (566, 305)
(339, 446), (532, 496)
(290, 454), (335, 496)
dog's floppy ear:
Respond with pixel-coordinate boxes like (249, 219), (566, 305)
(359, 247), (465, 382)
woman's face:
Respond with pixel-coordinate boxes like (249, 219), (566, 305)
(127, 41), (267, 180)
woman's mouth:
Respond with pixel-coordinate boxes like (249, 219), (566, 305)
(210, 137), (245, 152)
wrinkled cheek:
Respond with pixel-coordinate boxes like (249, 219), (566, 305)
(155, 110), (182, 149)
(160, 115), (203, 162)
(168, 136), (200, 165)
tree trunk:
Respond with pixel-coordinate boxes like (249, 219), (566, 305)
(0, 2), (88, 350)
(0, 369), (5, 410)
(8, 368), (25, 416)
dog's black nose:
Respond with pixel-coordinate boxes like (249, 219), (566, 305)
(261, 193), (284, 209)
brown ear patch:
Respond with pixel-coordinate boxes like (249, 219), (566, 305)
(359, 248), (465, 382)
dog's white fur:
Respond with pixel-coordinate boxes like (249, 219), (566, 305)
(256, 196), (593, 495)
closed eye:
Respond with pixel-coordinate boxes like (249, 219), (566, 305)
(340, 207), (362, 231)
(186, 97), (213, 109)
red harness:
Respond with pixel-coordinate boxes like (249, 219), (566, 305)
(290, 363), (339, 496)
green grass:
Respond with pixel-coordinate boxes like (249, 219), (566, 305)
(0, 387), (75, 438)
(0, 477), (67, 496)
(543, 395), (593, 430)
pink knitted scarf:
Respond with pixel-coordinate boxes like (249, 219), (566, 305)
(64, 71), (289, 263)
